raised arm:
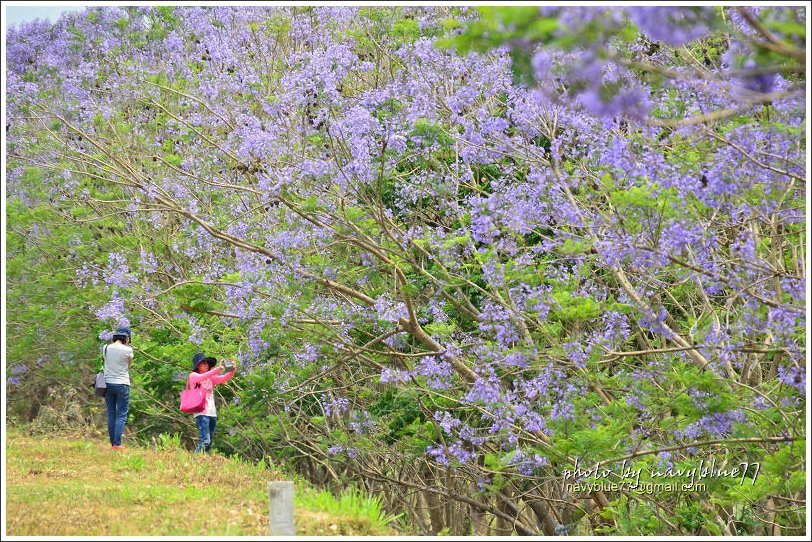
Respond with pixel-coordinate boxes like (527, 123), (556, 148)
(188, 366), (222, 385)
(210, 367), (236, 385)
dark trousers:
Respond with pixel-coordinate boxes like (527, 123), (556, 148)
(194, 415), (217, 453)
(104, 383), (130, 446)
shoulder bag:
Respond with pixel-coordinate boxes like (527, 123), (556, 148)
(180, 378), (206, 413)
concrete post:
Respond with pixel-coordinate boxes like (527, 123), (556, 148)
(268, 481), (295, 535)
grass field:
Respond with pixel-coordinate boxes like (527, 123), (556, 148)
(5, 428), (399, 536)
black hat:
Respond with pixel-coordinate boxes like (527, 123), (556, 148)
(114, 326), (131, 339)
(192, 352), (217, 372)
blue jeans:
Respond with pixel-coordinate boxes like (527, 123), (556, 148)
(195, 415), (217, 453)
(104, 384), (130, 446)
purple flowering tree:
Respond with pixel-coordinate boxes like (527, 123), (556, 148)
(6, 6), (806, 535)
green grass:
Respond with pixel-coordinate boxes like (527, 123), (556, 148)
(5, 428), (398, 536)
(298, 486), (404, 532)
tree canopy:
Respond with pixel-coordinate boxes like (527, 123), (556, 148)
(5, 6), (806, 535)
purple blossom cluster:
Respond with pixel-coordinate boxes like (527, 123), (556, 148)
(656, 451), (674, 470)
(76, 263), (100, 288)
(434, 411), (462, 435)
(427, 440), (476, 467)
(321, 395), (351, 417)
(413, 356), (454, 389)
(333, 106), (384, 185)
(247, 321), (269, 356)
(478, 301), (521, 348)
(677, 409), (747, 441)
(562, 341), (589, 369)
(294, 343), (321, 367)
(348, 411), (377, 435)
(379, 367), (411, 385)
(378, 355), (454, 390)
(465, 375), (503, 405)
(627, 7), (715, 46)
(373, 295), (409, 324)
(777, 365), (805, 393)
(506, 447), (549, 475)
(327, 444), (359, 459)
(94, 295), (129, 327)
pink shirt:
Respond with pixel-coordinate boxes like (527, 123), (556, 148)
(188, 366), (236, 417)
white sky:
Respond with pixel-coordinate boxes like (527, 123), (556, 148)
(5, 5), (88, 29)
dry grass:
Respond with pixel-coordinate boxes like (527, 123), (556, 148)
(5, 428), (397, 536)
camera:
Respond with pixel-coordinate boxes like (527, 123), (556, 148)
(223, 359), (235, 372)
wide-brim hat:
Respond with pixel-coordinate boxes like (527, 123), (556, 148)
(192, 352), (217, 371)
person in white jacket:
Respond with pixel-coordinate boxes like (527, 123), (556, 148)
(104, 326), (134, 450)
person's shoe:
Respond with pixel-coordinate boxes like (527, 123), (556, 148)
(111, 445), (125, 450)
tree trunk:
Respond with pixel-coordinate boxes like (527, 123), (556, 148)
(527, 498), (559, 536)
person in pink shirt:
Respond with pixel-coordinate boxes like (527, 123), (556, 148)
(189, 352), (237, 453)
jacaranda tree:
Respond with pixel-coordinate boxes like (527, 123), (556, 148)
(6, 6), (806, 535)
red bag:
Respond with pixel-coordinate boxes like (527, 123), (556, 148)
(180, 378), (206, 413)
